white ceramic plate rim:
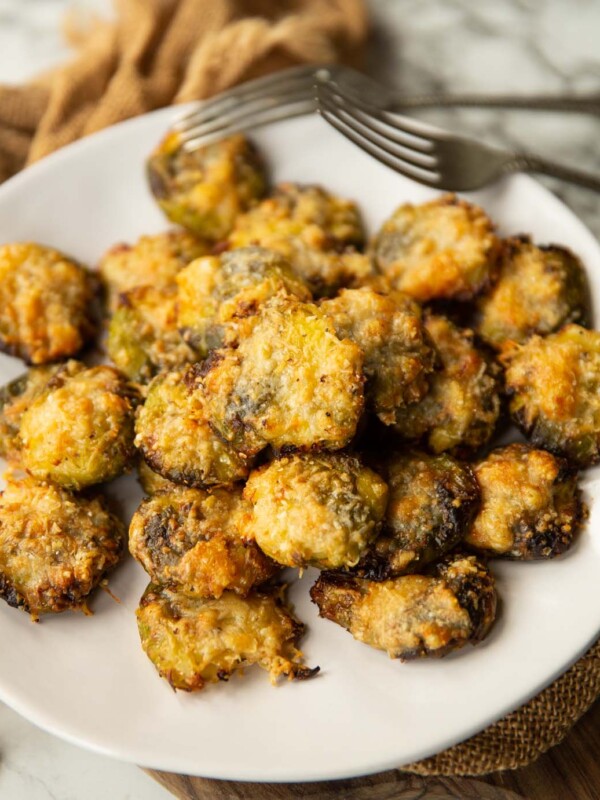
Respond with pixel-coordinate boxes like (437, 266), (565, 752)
(0, 107), (599, 783)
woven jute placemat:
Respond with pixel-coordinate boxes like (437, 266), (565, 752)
(408, 639), (600, 774)
(1, 0), (598, 776)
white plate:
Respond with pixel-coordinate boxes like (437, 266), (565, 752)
(0, 110), (599, 783)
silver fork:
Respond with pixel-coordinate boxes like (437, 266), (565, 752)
(173, 64), (600, 153)
(315, 76), (600, 192)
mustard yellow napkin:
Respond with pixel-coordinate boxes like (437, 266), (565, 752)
(0, 0), (368, 183)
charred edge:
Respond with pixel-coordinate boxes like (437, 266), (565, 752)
(146, 161), (170, 201)
(0, 572), (28, 612)
(434, 480), (479, 552)
(510, 517), (575, 560)
(434, 554), (497, 643)
(143, 507), (181, 564)
(309, 572), (363, 625)
(528, 422), (600, 469)
(183, 360), (208, 387)
(0, 373), (29, 411)
(293, 665), (320, 680)
(194, 350), (224, 380)
(141, 451), (207, 490)
(347, 552), (394, 582)
(396, 636), (471, 662)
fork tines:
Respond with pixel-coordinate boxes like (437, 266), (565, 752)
(315, 78), (442, 187)
(175, 65), (319, 152)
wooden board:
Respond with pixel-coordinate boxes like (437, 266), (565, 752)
(146, 697), (600, 799)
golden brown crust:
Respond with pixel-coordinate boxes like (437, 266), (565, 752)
(136, 583), (317, 691)
(0, 476), (125, 617)
(393, 314), (501, 454)
(0, 365), (63, 461)
(373, 194), (500, 302)
(465, 443), (583, 559)
(203, 293), (365, 456)
(502, 325), (600, 467)
(476, 237), (590, 349)
(310, 552), (496, 660)
(228, 182), (374, 296)
(129, 486), (278, 597)
(242, 453), (388, 570)
(351, 451), (480, 579)
(0, 243), (97, 365)
(175, 246), (311, 356)
(147, 133), (267, 240)
(107, 285), (196, 383)
(99, 230), (208, 309)
(320, 288), (436, 424)
(134, 364), (252, 488)
(19, 362), (139, 489)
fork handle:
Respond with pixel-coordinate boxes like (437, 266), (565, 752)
(390, 93), (600, 115)
(503, 153), (600, 192)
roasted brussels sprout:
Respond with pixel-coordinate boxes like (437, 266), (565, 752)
(373, 194), (500, 302)
(464, 443), (583, 559)
(134, 364), (252, 488)
(311, 552), (497, 660)
(19, 362), (138, 489)
(99, 230), (208, 309)
(0, 365), (62, 461)
(203, 294), (365, 456)
(476, 237), (590, 349)
(0, 476), (125, 618)
(393, 314), (500, 454)
(129, 486), (277, 598)
(176, 246), (311, 355)
(242, 453), (388, 570)
(352, 451), (480, 579)
(107, 285), (196, 383)
(0, 243), (97, 364)
(502, 325), (600, 467)
(147, 133), (267, 240)
(320, 288), (436, 424)
(136, 583), (317, 691)
(228, 182), (374, 296)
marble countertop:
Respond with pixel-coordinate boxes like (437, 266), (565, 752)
(0, 1), (599, 798)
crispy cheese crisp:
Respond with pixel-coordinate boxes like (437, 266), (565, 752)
(502, 325), (600, 467)
(107, 285), (196, 383)
(99, 230), (208, 309)
(136, 583), (317, 691)
(374, 194), (500, 302)
(320, 287), (436, 424)
(476, 237), (590, 349)
(229, 182), (374, 296)
(0, 243), (97, 364)
(19, 362), (138, 489)
(147, 133), (267, 240)
(176, 246), (311, 355)
(203, 294), (365, 456)
(134, 364), (252, 488)
(242, 453), (388, 570)
(129, 486), (278, 598)
(393, 314), (500, 454)
(465, 443), (583, 559)
(311, 552), (496, 660)
(0, 476), (124, 618)
(352, 451), (480, 579)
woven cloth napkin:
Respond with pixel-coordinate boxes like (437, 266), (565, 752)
(0, 0), (598, 776)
